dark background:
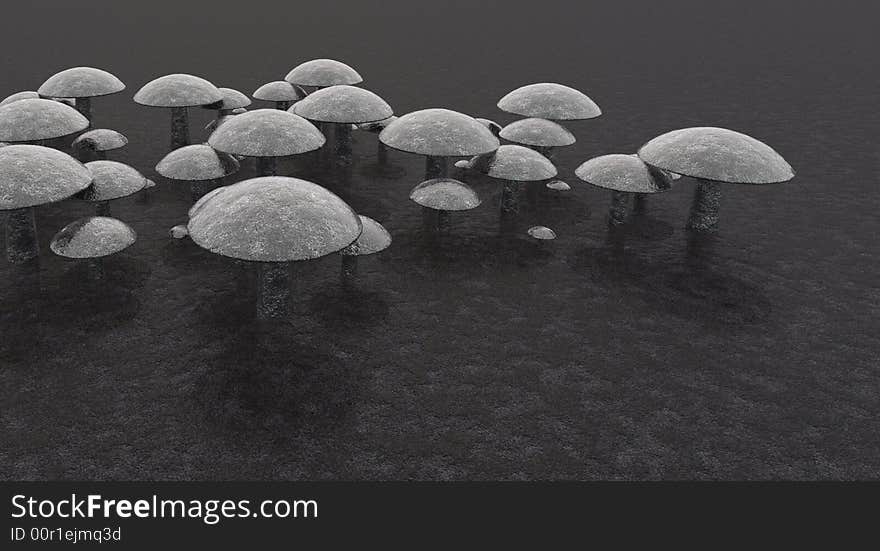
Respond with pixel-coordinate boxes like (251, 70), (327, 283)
(0, 0), (877, 479)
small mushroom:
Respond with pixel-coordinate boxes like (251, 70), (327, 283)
(497, 83), (602, 121)
(0, 91), (40, 106)
(185, 176), (362, 319)
(546, 180), (571, 191)
(0, 98), (89, 144)
(340, 215), (392, 281)
(284, 58), (364, 89)
(379, 108), (500, 180)
(78, 161), (153, 216)
(0, 145), (92, 263)
(156, 144), (240, 201)
(637, 127), (795, 231)
(50, 216), (136, 279)
(71, 128), (128, 161)
(499, 117), (576, 157)
(475, 117), (502, 137)
(133, 74), (223, 150)
(409, 178), (481, 232)
(253, 81), (306, 111)
(527, 225), (556, 240)
(207, 109), (324, 176)
(38, 67), (125, 122)
(465, 144), (556, 214)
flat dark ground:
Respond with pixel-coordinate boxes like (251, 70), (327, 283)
(1, 0), (878, 480)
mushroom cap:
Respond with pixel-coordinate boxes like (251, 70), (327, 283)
(187, 176), (362, 262)
(207, 108), (325, 157)
(341, 215), (391, 256)
(469, 144), (557, 181)
(133, 74), (223, 108)
(0, 91), (40, 106)
(527, 226), (556, 240)
(38, 67), (125, 99)
(217, 87), (252, 109)
(0, 98), (89, 142)
(575, 154), (673, 194)
(499, 118), (576, 148)
(156, 144), (240, 181)
(379, 108), (500, 157)
(0, 144), (92, 210)
(409, 178), (481, 211)
(72, 128), (128, 152)
(637, 127), (795, 184)
(292, 85), (392, 124)
(79, 160), (151, 201)
(546, 179), (571, 191)
(498, 83), (601, 121)
(50, 216), (136, 259)
(253, 81), (307, 102)
(284, 58), (363, 87)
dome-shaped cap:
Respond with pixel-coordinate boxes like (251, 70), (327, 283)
(0, 91), (40, 106)
(499, 118), (575, 148)
(575, 154), (673, 193)
(379, 108), (500, 157)
(292, 85), (392, 124)
(253, 81), (306, 102)
(0, 144), (91, 209)
(341, 215), (391, 256)
(38, 67), (125, 98)
(217, 87), (251, 109)
(498, 83), (601, 120)
(207, 108), (325, 157)
(409, 178), (481, 211)
(50, 216), (136, 259)
(0, 98), (89, 141)
(187, 176), (362, 262)
(637, 127), (795, 184)
(72, 129), (128, 152)
(468, 144), (557, 181)
(133, 74), (223, 108)
(156, 144), (240, 181)
(79, 160), (151, 201)
(284, 58), (363, 87)
(527, 226), (556, 240)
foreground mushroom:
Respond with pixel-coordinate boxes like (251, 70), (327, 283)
(156, 144), (240, 200)
(0, 98), (89, 143)
(71, 129), (128, 161)
(253, 81), (306, 110)
(465, 144), (556, 214)
(50, 216), (136, 279)
(38, 66), (125, 122)
(340, 215), (391, 281)
(78, 161), (153, 216)
(185, 176), (362, 319)
(637, 127), (795, 231)
(409, 178), (481, 232)
(379, 108), (499, 180)
(207, 109), (325, 176)
(133, 74), (223, 150)
(284, 58), (363, 89)
(0, 145), (92, 263)
(575, 154), (675, 225)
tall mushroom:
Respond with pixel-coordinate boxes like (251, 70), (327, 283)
(184, 176), (362, 319)
(78, 161), (153, 216)
(50, 216), (136, 279)
(207, 108), (325, 176)
(156, 144), (240, 201)
(379, 108), (499, 180)
(340, 215), (391, 282)
(409, 177), (481, 232)
(465, 144), (556, 214)
(133, 74), (223, 150)
(253, 81), (306, 111)
(0, 98), (88, 144)
(0, 145), (92, 263)
(637, 127), (795, 231)
(71, 129), (128, 161)
(574, 154), (674, 225)
(37, 66), (125, 122)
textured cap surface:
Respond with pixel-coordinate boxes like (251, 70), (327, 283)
(134, 74), (223, 108)
(341, 215), (391, 256)
(0, 144), (91, 209)
(79, 160), (151, 201)
(72, 129), (128, 152)
(156, 144), (240, 181)
(208, 109), (325, 157)
(0, 98), (89, 141)
(292, 85), (392, 124)
(409, 178), (481, 211)
(498, 83), (601, 120)
(499, 118), (576, 147)
(38, 67), (125, 98)
(469, 144), (557, 181)
(285, 59), (363, 87)
(50, 216), (136, 258)
(575, 154), (673, 193)
(379, 108), (500, 156)
(253, 81), (307, 102)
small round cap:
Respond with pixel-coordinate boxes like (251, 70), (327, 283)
(253, 81), (307, 103)
(575, 154), (673, 193)
(79, 161), (151, 201)
(546, 180), (571, 191)
(292, 85), (392, 124)
(0, 98), (89, 142)
(0, 144), (91, 209)
(50, 216), (136, 258)
(527, 226), (556, 240)
(207, 108), (325, 157)
(72, 129), (128, 152)
(499, 118), (576, 148)
(409, 178), (481, 211)
(38, 67), (125, 98)
(341, 215), (391, 256)
(498, 83), (601, 120)
(216, 87), (252, 109)
(379, 108), (500, 157)
(156, 144), (240, 181)
(134, 74), (223, 108)
(468, 144), (557, 181)
(285, 59), (363, 87)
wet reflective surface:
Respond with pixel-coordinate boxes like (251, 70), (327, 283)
(1, 0), (878, 480)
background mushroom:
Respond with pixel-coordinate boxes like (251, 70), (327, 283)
(637, 127), (795, 231)
(253, 81), (306, 110)
(409, 177), (481, 232)
(475, 117), (503, 137)
(284, 58), (364, 90)
(0, 144), (92, 263)
(340, 215), (391, 282)
(71, 129), (128, 161)
(207, 108), (325, 176)
(527, 225), (557, 240)
(204, 87), (251, 128)
(355, 115), (401, 176)
(185, 176), (362, 319)
(156, 144), (240, 201)
(379, 108), (499, 180)
(133, 74), (223, 150)
(499, 117), (576, 157)
(497, 82), (602, 121)
(465, 144), (556, 214)
(204, 107), (247, 133)
(0, 91), (40, 106)
(37, 66), (125, 122)
(0, 98), (88, 144)
(78, 160), (153, 216)
(50, 216), (136, 279)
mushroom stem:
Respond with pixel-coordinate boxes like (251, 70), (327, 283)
(275, 100), (291, 111)
(5, 207), (39, 263)
(608, 191), (632, 226)
(95, 201), (111, 217)
(170, 107), (189, 150)
(341, 255), (358, 281)
(190, 180), (209, 202)
(687, 180), (721, 231)
(425, 156), (447, 179)
(256, 156), (277, 176)
(88, 257), (105, 280)
(437, 210), (451, 233)
(335, 123), (352, 158)
(75, 97), (92, 123)
(632, 193), (648, 215)
(500, 181), (519, 214)
(256, 262), (290, 320)
(377, 141), (388, 165)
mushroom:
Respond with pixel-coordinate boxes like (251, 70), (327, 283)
(78, 160), (153, 216)
(475, 117), (502, 137)
(497, 82), (602, 121)
(546, 180), (571, 191)
(339, 215), (391, 281)
(527, 225), (556, 240)
(355, 115), (402, 176)
(0, 98), (88, 144)
(204, 87), (251, 128)
(464, 144), (556, 214)
(0, 145), (92, 263)
(284, 58), (364, 89)
(499, 117), (576, 157)
(133, 74), (223, 150)
(37, 66), (125, 122)
(409, 177), (481, 232)
(574, 154), (674, 226)
(253, 81), (306, 111)
(207, 108), (325, 176)
(156, 144), (240, 201)
(71, 128), (128, 161)
(0, 91), (40, 106)
(637, 127), (795, 231)
(50, 216), (136, 279)
(379, 108), (499, 180)
(204, 107), (247, 133)
(185, 176), (362, 319)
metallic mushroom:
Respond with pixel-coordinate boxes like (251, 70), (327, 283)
(527, 226), (556, 240)
(185, 176), (362, 319)
(637, 127), (795, 231)
(0, 98), (89, 143)
(156, 144), (240, 201)
(50, 216), (136, 279)
(499, 118), (576, 155)
(71, 128), (128, 161)
(207, 108), (325, 176)
(204, 87), (251, 129)
(339, 215), (391, 280)
(497, 83), (601, 121)
(78, 160), (153, 216)
(134, 74), (223, 150)
(253, 81), (306, 110)
(285, 58), (363, 89)
(38, 66), (125, 121)
(409, 177), (481, 232)
(0, 91), (40, 106)
(465, 144), (556, 214)
(0, 145), (92, 263)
